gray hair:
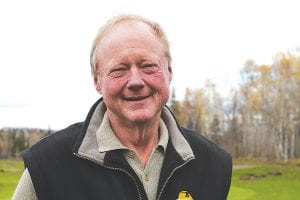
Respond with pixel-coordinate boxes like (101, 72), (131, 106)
(90, 14), (172, 77)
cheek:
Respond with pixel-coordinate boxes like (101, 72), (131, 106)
(150, 71), (171, 88)
(102, 78), (126, 95)
(147, 73), (170, 99)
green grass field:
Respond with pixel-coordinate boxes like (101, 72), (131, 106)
(0, 159), (300, 199)
(228, 162), (300, 199)
(0, 160), (23, 200)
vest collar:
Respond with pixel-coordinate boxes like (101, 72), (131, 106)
(75, 99), (195, 164)
(97, 112), (169, 153)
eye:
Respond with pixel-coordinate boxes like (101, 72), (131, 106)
(108, 67), (128, 78)
(141, 63), (159, 74)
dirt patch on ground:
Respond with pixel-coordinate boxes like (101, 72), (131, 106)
(240, 171), (282, 180)
(233, 165), (256, 170)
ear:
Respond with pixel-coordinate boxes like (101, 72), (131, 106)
(94, 76), (102, 94)
(167, 63), (173, 82)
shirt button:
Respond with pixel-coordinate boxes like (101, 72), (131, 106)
(128, 152), (135, 159)
(144, 174), (150, 182)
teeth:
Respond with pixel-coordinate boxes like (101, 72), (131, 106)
(126, 96), (147, 101)
(130, 97), (143, 100)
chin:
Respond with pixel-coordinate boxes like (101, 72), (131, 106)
(126, 109), (158, 124)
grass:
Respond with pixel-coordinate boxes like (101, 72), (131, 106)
(0, 159), (300, 199)
(0, 160), (23, 200)
(228, 162), (300, 199)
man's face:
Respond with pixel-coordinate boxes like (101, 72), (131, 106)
(94, 21), (172, 125)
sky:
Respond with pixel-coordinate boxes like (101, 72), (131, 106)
(1, 0), (300, 129)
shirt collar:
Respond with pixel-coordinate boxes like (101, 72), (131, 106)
(157, 118), (169, 152)
(96, 112), (127, 152)
(96, 112), (169, 153)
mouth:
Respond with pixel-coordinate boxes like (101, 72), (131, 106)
(124, 95), (151, 101)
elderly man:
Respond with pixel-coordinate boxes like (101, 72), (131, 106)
(13, 15), (232, 200)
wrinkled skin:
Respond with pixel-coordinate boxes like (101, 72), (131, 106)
(94, 21), (172, 128)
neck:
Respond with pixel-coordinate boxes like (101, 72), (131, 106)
(107, 113), (161, 167)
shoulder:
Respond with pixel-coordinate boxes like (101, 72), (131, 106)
(180, 127), (232, 164)
(180, 128), (232, 198)
(20, 122), (85, 199)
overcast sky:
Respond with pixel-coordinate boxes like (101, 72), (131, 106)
(1, 0), (300, 129)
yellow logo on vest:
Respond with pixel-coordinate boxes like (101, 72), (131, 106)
(177, 190), (194, 200)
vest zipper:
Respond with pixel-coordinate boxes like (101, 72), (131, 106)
(156, 157), (194, 200)
(73, 153), (142, 200)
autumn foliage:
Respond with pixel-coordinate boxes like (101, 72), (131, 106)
(170, 51), (300, 162)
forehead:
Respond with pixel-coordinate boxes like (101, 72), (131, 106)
(96, 21), (165, 58)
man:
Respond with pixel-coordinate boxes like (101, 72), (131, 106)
(13, 15), (232, 200)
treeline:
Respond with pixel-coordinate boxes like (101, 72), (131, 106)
(1, 51), (299, 162)
(170, 50), (300, 162)
(0, 128), (51, 159)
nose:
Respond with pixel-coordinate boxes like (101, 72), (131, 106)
(127, 67), (145, 91)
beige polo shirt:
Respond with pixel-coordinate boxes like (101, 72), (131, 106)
(97, 113), (169, 200)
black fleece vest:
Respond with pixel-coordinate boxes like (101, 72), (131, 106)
(22, 122), (232, 200)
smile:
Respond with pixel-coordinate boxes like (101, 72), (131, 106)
(124, 95), (151, 101)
